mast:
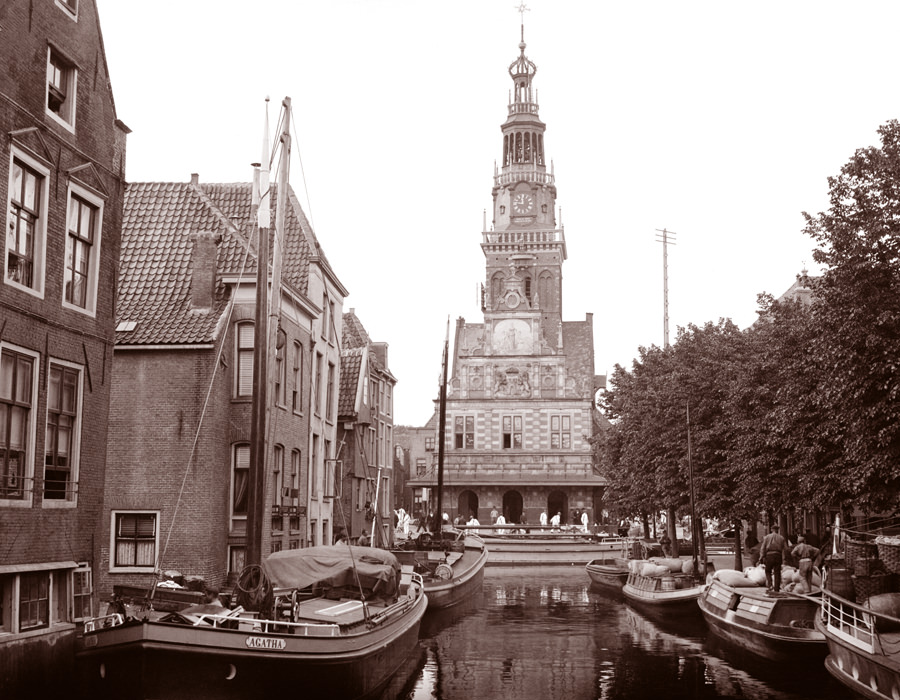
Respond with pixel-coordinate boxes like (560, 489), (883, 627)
(246, 103), (271, 569)
(686, 402), (700, 577)
(433, 319), (450, 533)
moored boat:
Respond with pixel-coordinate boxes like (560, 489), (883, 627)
(698, 577), (825, 662)
(816, 524), (900, 700)
(585, 556), (630, 590)
(621, 557), (707, 615)
(477, 528), (637, 566)
(395, 530), (488, 609)
(76, 545), (427, 700)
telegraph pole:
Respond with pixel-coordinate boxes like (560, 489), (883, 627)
(654, 228), (677, 348)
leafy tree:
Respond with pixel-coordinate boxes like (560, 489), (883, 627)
(803, 119), (900, 511)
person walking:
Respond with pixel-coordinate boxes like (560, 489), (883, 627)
(791, 535), (820, 593)
(550, 511), (561, 529)
(760, 525), (789, 593)
(540, 510), (548, 527)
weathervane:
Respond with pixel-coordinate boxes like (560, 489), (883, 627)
(515, 2), (530, 40)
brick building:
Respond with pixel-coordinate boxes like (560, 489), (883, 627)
(405, 26), (606, 527)
(101, 172), (346, 604)
(0, 0), (128, 692)
(335, 310), (396, 547)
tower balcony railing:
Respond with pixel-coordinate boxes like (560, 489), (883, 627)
(508, 101), (540, 116)
(494, 167), (555, 188)
(482, 229), (564, 245)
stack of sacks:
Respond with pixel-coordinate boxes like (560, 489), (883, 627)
(641, 562), (671, 577)
(744, 566), (766, 586)
(712, 569), (760, 587)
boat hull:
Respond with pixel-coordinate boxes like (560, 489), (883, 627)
(480, 534), (633, 566)
(75, 591), (427, 700)
(585, 558), (629, 591)
(622, 572), (703, 616)
(817, 589), (900, 700)
(424, 544), (488, 609)
(698, 580), (825, 662)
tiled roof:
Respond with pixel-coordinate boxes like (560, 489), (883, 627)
(342, 311), (370, 350)
(338, 347), (365, 417)
(116, 180), (315, 345)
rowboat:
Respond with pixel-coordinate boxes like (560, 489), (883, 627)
(395, 530), (488, 609)
(585, 556), (630, 590)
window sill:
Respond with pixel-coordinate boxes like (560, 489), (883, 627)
(0, 621), (75, 642)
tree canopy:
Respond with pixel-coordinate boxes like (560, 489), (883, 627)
(594, 119), (900, 522)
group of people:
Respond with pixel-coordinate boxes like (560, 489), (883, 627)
(750, 525), (830, 594)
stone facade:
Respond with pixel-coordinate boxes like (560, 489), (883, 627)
(405, 27), (606, 528)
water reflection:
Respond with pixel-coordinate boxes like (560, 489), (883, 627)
(401, 567), (849, 700)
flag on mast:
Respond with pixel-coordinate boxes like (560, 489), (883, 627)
(258, 97), (271, 229)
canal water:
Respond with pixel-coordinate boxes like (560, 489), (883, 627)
(378, 566), (853, 700)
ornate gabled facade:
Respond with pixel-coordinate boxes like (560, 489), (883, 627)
(336, 309), (396, 547)
(407, 22), (606, 527)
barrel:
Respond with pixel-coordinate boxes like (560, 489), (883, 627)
(826, 567), (856, 600)
(661, 577), (675, 591)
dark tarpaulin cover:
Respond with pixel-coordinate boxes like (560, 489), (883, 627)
(262, 544), (400, 599)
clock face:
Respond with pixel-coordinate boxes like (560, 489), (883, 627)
(512, 193), (534, 214)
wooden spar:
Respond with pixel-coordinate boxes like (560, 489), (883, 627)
(433, 319), (450, 533)
(246, 157), (269, 569)
(686, 401), (700, 577)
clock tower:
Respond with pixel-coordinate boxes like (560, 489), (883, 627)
(483, 18), (565, 348)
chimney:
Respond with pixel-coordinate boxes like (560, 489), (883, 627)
(190, 231), (220, 310)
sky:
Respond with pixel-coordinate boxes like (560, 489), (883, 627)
(94, 1), (900, 426)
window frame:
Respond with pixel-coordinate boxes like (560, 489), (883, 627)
(62, 183), (104, 316)
(231, 443), (249, 533)
(6, 149), (50, 297)
(502, 414), (523, 449)
(109, 511), (159, 574)
(46, 46), (77, 131)
(235, 322), (254, 398)
(72, 564), (92, 621)
(0, 343), (39, 507)
(453, 415), (475, 449)
(291, 340), (303, 414)
(43, 359), (83, 507)
(550, 414), (572, 450)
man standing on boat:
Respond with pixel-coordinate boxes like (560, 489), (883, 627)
(760, 525), (789, 593)
(791, 535), (820, 593)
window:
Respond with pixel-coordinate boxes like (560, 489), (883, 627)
(385, 383), (392, 417)
(321, 292), (329, 340)
(326, 361), (335, 420)
(272, 444), (283, 510)
(112, 512), (158, 571)
(502, 415), (523, 449)
(228, 546), (245, 576)
(454, 415), (474, 449)
(63, 188), (102, 313)
(73, 565), (92, 620)
(231, 444), (249, 533)
(19, 572), (50, 631)
(1, 347), (36, 501)
(310, 437), (319, 499)
(235, 322), (254, 397)
(44, 362), (81, 502)
(7, 154), (49, 294)
(425, 437), (435, 451)
(329, 301), (336, 343)
(314, 352), (323, 415)
(274, 344), (285, 406)
(550, 415), (571, 449)
(416, 458), (427, 476)
(46, 47), (77, 128)
(291, 341), (302, 413)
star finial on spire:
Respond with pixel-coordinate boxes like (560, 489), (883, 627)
(515, 2), (530, 42)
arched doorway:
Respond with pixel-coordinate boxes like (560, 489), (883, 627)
(547, 490), (568, 526)
(502, 490), (524, 523)
(457, 490), (479, 522)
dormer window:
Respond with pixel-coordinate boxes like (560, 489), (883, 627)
(47, 48), (77, 129)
